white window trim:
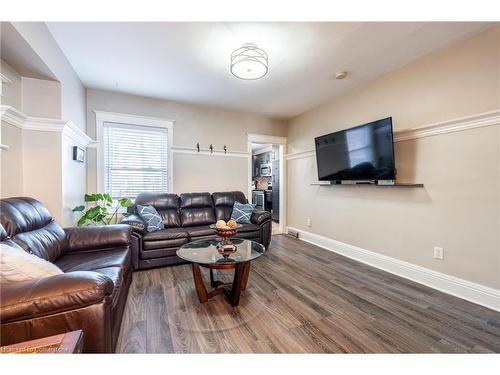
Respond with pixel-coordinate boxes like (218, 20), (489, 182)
(94, 110), (174, 195)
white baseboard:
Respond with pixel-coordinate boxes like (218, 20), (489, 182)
(286, 226), (500, 312)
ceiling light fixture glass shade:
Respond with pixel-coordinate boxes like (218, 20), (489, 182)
(230, 43), (268, 80)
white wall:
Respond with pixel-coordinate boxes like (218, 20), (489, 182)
(1, 60), (22, 108)
(0, 121), (23, 197)
(21, 77), (61, 118)
(86, 89), (287, 196)
(286, 27), (500, 289)
(22, 130), (63, 220)
(1, 55), (88, 226)
(10, 22), (86, 131)
(1, 60), (23, 198)
(61, 133), (87, 225)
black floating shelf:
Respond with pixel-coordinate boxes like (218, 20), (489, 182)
(310, 181), (424, 187)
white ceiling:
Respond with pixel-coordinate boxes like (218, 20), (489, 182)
(47, 22), (493, 119)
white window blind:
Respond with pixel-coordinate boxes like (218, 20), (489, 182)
(103, 122), (169, 198)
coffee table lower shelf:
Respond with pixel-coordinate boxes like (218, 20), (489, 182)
(192, 262), (251, 307)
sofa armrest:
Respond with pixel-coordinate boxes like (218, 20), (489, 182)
(120, 214), (146, 235)
(0, 271), (113, 323)
(64, 224), (132, 252)
(251, 209), (272, 226)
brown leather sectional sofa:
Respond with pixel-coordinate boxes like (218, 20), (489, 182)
(122, 191), (272, 270)
(0, 197), (134, 353)
(0, 191), (271, 352)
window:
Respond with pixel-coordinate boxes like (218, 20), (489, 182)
(96, 112), (173, 199)
(346, 126), (374, 168)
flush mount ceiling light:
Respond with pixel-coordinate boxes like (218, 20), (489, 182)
(230, 43), (268, 80)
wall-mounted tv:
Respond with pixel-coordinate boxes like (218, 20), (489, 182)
(315, 117), (395, 182)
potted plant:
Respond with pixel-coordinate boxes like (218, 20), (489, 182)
(73, 193), (133, 226)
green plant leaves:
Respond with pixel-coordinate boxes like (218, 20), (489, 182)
(84, 193), (101, 202)
(117, 197), (133, 208)
(86, 205), (102, 219)
(73, 194), (135, 226)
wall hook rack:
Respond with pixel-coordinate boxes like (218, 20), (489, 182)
(196, 143), (200, 152)
(223, 145), (227, 154)
(209, 144), (213, 154)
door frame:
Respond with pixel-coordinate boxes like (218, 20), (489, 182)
(247, 134), (287, 234)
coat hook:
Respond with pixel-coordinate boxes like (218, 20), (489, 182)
(209, 144), (213, 154)
(223, 145), (227, 154)
(196, 143), (200, 152)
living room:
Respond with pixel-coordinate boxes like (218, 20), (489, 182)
(1, 0), (499, 372)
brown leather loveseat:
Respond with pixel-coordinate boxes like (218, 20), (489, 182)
(121, 191), (272, 270)
(0, 197), (134, 353)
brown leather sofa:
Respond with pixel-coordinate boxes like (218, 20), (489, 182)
(0, 197), (134, 353)
(121, 191), (272, 270)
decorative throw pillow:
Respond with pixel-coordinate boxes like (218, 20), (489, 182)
(230, 201), (256, 224)
(0, 243), (63, 284)
(136, 205), (164, 232)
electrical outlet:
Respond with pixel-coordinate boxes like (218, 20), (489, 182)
(434, 246), (444, 260)
(306, 218), (312, 227)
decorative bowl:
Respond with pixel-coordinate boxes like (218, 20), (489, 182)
(209, 223), (242, 238)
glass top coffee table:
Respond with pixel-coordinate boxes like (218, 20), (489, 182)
(177, 238), (265, 306)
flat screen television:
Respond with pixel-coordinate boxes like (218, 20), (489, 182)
(315, 117), (395, 182)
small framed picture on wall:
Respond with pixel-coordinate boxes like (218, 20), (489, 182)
(73, 146), (85, 162)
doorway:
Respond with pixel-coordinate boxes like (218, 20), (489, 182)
(247, 134), (286, 234)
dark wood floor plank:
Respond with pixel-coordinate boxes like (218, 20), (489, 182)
(117, 235), (500, 353)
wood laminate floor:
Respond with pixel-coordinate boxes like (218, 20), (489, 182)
(116, 235), (500, 353)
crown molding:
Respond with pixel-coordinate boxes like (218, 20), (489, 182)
(94, 110), (175, 129)
(0, 73), (12, 83)
(0, 73), (13, 97)
(285, 109), (500, 160)
(394, 109), (500, 142)
(1, 105), (94, 147)
(0, 105), (27, 128)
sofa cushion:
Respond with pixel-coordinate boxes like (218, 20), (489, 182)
(0, 243), (63, 284)
(140, 247), (182, 259)
(11, 221), (67, 262)
(184, 225), (215, 238)
(0, 224), (23, 250)
(54, 247), (130, 305)
(179, 193), (216, 227)
(136, 205), (164, 232)
(0, 197), (53, 237)
(183, 234), (218, 242)
(142, 227), (189, 241)
(212, 191), (247, 221)
(180, 192), (213, 209)
(231, 201), (256, 224)
(238, 223), (260, 233)
(55, 247), (131, 274)
(135, 192), (181, 228)
(233, 231), (260, 241)
(0, 198), (67, 262)
(142, 238), (188, 251)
